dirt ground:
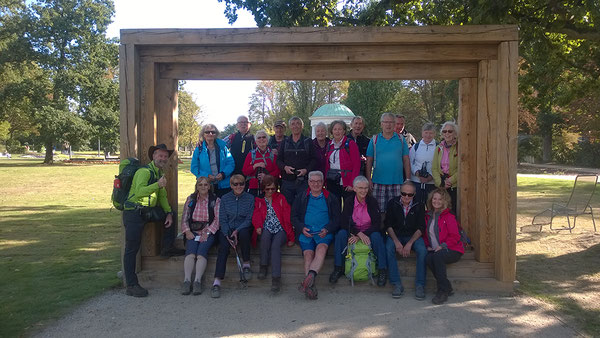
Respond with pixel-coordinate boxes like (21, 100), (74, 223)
(35, 287), (581, 338)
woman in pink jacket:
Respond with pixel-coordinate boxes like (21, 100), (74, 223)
(424, 188), (464, 305)
(325, 120), (361, 204)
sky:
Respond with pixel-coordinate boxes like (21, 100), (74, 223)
(107, 0), (259, 129)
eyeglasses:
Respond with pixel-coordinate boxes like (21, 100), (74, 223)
(441, 130), (454, 134)
(256, 136), (267, 139)
(204, 130), (217, 135)
(237, 121), (249, 125)
(231, 182), (245, 187)
(264, 187), (276, 191)
(400, 192), (415, 197)
(308, 180), (322, 184)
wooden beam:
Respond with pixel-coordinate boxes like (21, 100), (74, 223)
(122, 26), (519, 45)
(159, 62), (479, 80)
(139, 44), (498, 64)
(495, 41), (518, 283)
(119, 44), (139, 159)
(458, 78), (477, 245)
(476, 60), (498, 263)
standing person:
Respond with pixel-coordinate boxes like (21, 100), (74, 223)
(325, 120), (360, 204)
(212, 174), (255, 298)
(432, 121), (459, 215)
(180, 177), (221, 296)
(365, 113), (412, 213)
(292, 171), (340, 300)
(409, 123), (437, 205)
(242, 130), (280, 197)
(277, 116), (316, 206)
(347, 116), (370, 176)
(424, 188), (464, 305)
(329, 176), (386, 286)
(190, 124), (235, 198)
(312, 122), (329, 176)
(268, 120), (287, 156)
(384, 182), (427, 300)
(225, 115), (256, 176)
(252, 175), (295, 293)
(395, 114), (417, 148)
(122, 144), (176, 297)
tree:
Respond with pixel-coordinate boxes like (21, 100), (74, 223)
(343, 80), (400, 136)
(178, 90), (203, 153)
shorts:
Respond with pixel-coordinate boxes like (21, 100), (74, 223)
(299, 232), (333, 251)
(185, 232), (216, 257)
(373, 183), (402, 212)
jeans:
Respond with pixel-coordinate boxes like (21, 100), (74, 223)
(386, 236), (427, 287)
(259, 230), (287, 277)
(425, 248), (462, 293)
(281, 178), (308, 206)
(333, 229), (386, 269)
(214, 227), (252, 279)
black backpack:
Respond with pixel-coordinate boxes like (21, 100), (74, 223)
(111, 158), (155, 210)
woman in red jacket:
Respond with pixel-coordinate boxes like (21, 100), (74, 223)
(242, 130), (280, 197)
(252, 175), (295, 292)
(325, 120), (361, 204)
(424, 188), (464, 305)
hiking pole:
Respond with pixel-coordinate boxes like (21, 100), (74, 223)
(226, 234), (248, 288)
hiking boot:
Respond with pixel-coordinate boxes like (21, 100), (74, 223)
(126, 284), (148, 297)
(305, 284), (318, 300)
(448, 287), (454, 296)
(243, 267), (253, 281)
(210, 285), (221, 298)
(392, 284), (404, 299)
(298, 273), (315, 294)
(432, 290), (448, 305)
(258, 265), (268, 280)
(271, 277), (281, 293)
(181, 281), (192, 295)
(192, 280), (203, 295)
(377, 269), (387, 287)
(329, 266), (344, 284)
(415, 285), (426, 300)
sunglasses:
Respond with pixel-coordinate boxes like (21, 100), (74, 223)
(400, 192), (415, 197)
(204, 130), (217, 135)
(256, 136), (267, 139)
(441, 130), (454, 134)
(264, 187), (276, 191)
(231, 182), (245, 187)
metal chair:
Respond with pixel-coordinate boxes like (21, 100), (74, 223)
(531, 174), (598, 233)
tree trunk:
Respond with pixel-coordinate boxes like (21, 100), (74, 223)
(542, 134), (552, 163)
(44, 141), (54, 164)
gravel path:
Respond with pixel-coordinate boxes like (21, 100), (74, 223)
(35, 286), (581, 337)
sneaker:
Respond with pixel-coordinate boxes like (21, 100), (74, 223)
(377, 269), (387, 287)
(305, 284), (318, 300)
(126, 284), (148, 297)
(258, 265), (268, 280)
(210, 285), (221, 298)
(192, 280), (203, 295)
(432, 290), (448, 305)
(181, 281), (192, 295)
(243, 267), (253, 281)
(271, 277), (281, 293)
(298, 273), (315, 294)
(392, 284), (404, 299)
(329, 266), (344, 284)
(415, 285), (426, 300)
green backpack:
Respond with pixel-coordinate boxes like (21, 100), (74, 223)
(111, 158), (154, 211)
(344, 241), (378, 286)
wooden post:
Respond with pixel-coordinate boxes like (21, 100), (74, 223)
(495, 41), (518, 282)
(458, 78), (477, 245)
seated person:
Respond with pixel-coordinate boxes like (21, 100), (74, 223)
(252, 175), (295, 293)
(385, 182), (427, 300)
(180, 176), (221, 295)
(291, 171), (340, 300)
(329, 175), (386, 286)
(424, 188), (464, 305)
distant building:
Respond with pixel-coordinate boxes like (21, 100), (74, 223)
(308, 103), (355, 138)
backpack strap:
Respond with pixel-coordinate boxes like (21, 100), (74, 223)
(371, 134), (378, 169)
(208, 194), (216, 225)
(413, 141), (420, 152)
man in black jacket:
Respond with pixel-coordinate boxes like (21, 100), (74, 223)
(225, 115), (255, 176)
(347, 116), (370, 176)
(291, 171), (340, 300)
(384, 182), (428, 300)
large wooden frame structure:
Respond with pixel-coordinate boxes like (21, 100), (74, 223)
(119, 26), (518, 285)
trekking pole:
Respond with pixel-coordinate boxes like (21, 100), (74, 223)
(226, 235), (248, 288)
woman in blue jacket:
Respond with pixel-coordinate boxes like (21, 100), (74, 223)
(191, 124), (235, 198)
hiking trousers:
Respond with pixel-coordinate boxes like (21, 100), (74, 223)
(259, 230), (287, 277)
(425, 248), (462, 293)
(123, 210), (146, 287)
(214, 227), (252, 279)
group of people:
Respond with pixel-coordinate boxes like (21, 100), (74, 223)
(122, 113), (464, 305)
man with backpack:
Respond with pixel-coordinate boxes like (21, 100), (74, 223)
(225, 115), (256, 176)
(122, 144), (178, 297)
(366, 113), (412, 213)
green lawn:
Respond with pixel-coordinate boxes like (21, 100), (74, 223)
(0, 161), (598, 336)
